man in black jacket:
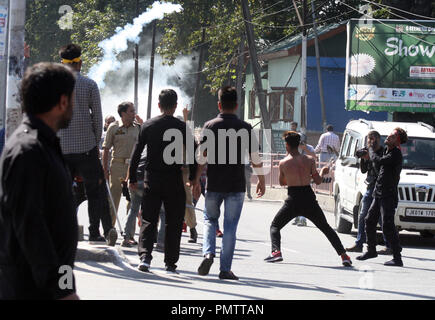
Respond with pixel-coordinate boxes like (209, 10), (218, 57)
(346, 130), (389, 253)
(129, 89), (197, 274)
(0, 63), (79, 299)
(357, 127), (408, 266)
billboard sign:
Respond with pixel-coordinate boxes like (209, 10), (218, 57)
(345, 19), (435, 113)
(0, 5), (7, 59)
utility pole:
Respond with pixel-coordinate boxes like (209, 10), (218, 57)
(0, 0), (9, 130)
(146, 19), (156, 120)
(191, 27), (206, 123)
(5, 0), (25, 139)
(235, 34), (245, 120)
(292, 0), (307, 134)
(241, 0), (275, 152)
(311, 0), (327, 131)
(134, 0), (139, 113)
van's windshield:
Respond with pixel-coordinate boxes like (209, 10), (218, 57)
(379, 136), (435, 170)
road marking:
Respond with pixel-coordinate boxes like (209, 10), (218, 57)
(257, 241), (299, 254)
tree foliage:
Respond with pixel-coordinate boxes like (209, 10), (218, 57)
(25, 0), (435, 95)
(26, 0), (155, 72)
(157, 0), (377, 93)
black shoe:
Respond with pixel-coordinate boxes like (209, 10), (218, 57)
(165, 265), (179, 274)
(346, 244), (363, 253)
(188, 228), (198, 243)
(138, 259), (151, 273)
(384, 258), (403, 267)
(356, 251), (378, 261)
(198, 254), (214, 276)
(105, 228), (118, 247)
(121, 239), (132, 247)
(219, 271), (239, 280)
(89, 235), (106, 242)
(377, 247), (393, 255)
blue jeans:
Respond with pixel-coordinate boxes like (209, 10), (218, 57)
(203, 192), (245, 272)
(356, 187), (389, 248)
(319, 152), (335, 164)
(124, 181), (144, 240)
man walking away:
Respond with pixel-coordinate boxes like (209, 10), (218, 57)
(357, 128), (407, 267)
(0, 63), (79, 300)
(265, 131), (352, 267)
(129, 89), (197, 274)
(193, 86), (266, 280)
(315, 125), (340, 164)
(58, 44), (117, 246)
(102, 102), (140, 227)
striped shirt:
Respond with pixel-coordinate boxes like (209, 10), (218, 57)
(58, 72), (103, 155)
(315, 131), (340, 154)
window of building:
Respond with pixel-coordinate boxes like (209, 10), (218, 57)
(249, 88), (296, 122)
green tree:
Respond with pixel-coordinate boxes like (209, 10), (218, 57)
(26, 0), (155, 71)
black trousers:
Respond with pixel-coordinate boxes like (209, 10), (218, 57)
(270, 186), (346, 255)
(365, 196), (401, 258)
(64, 147), (112, 238)
(138, 171), (186, 267)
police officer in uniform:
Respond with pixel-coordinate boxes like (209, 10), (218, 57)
(102, 102), (141, 227)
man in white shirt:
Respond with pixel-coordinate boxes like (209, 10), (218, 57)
(315, 125), (340, 164)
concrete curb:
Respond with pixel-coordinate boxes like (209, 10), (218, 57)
(75, 242), (133, 269)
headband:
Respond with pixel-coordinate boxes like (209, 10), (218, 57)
(62, 57), (81, 64)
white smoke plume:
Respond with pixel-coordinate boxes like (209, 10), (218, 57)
(88, 1), (182, 89)
(100, 55), (194, 120)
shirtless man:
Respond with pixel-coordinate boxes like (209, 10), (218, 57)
(264, 131), (352, 267)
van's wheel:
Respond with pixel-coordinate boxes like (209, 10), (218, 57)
(334, 193), (352, 234)
(419, 231), (435, 238)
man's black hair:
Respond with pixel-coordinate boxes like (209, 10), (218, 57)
(367, 130), (381, 140)
(118, 101), (134, 117)
(21, 62), (76, 115)
(218, 86), (237, 111)
(394, 127), (408, 145)
(283, 131), (300, 149)
(59, 44), (82, 61)
(159, 89), (178, 111)
(326, 125), (333, 132)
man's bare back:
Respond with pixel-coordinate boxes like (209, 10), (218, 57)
(279, 153), (328, 187)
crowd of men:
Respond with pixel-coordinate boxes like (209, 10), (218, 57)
(0, 43), (408, 300)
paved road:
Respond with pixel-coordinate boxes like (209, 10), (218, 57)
(75, 196), (435, 300)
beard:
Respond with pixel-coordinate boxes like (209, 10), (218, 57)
(58, 99), (74, 129)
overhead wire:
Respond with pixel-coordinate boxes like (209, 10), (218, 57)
(357, 0), (435, 30)
(177, 30), (301, 76)
(244, 9), (354, 29)
(336, 0), (435, 46)
(361, 0), (435, 21)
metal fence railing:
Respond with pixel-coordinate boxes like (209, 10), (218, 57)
(251, 153), (335, 196)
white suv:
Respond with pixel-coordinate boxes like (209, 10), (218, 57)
(333, 119), (435, 238)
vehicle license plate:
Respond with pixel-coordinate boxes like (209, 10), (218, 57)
(405, 208), (435, 218)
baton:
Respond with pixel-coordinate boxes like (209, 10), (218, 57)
(106, 180), (124, 235)
(186, 204), (205, 213)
